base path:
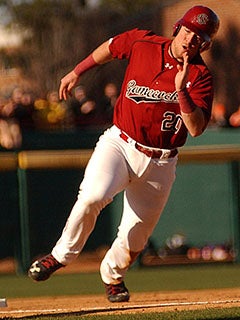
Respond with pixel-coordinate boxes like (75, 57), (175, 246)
(1, 288), (240, 318)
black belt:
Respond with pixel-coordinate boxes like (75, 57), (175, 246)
(119, 132), (178, 159)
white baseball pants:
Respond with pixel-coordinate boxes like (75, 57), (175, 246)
(52, 125), (177, 284)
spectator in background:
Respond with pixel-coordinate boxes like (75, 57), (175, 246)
(229, 106), (240, 127)
(0, 88), (23, 149)
(208, 101), (227, 128)
(14, 91), (35, 130)
(0, 116), (22, 149)
(100, 82), (119, 125)
(34, 90), (74, 130)
(70, 85), (97, 128)
(10, 86), (23, 106)
(1, 86), (23, 119)
(46, 90), (73, 130)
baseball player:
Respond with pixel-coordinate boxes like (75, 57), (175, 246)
(28, 6), (219, 303)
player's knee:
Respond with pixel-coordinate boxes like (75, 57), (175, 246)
(78, 193), (112, 214)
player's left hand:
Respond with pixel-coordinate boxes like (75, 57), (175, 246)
(175, 52), (189, 92)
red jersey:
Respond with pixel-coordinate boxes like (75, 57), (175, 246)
(109, 28), (213, 149)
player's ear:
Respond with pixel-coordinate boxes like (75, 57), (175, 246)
(173, 23), (181, 37)
(200, 41), (211, 52)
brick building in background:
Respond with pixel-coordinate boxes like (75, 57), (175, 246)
(162, 0), (240, 118)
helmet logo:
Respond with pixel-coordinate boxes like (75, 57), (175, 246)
(196, 13), (209, 25)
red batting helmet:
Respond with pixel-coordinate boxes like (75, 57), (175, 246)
(173, 6), (220, 51)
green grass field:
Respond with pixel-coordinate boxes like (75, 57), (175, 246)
(1, 263), (240, 319)
(1, 263), (240, 297)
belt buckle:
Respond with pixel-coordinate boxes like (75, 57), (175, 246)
(127, 137), (136, 148)
(160, 149), (171, 159)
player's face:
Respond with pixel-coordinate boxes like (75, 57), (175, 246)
(172, 26), (203, 61)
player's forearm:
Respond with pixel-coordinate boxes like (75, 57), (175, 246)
(181, 107), (206, 137)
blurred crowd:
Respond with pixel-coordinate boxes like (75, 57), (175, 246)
(0, 82), (119, 149)
(0, 82), (239, 150)
(209, 101), (240, 129)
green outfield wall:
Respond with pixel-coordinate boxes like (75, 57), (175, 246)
(0, 127), (239, 273)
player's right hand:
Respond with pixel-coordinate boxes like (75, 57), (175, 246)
(59, 70), (79, 100)
(175, 52), (189, 92)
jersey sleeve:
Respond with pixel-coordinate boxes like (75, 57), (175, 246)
(109, 28), (155, 60)
(188, 66), (214, 122)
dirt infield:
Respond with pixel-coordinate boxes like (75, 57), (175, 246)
(1, 288), (240, 318)
(1, 256), (240, 318)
